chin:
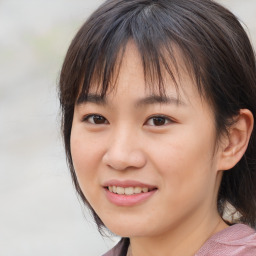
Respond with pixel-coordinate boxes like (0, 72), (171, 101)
(104, 221), (149, 238)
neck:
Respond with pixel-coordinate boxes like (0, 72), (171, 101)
(128, 212), (228, 256)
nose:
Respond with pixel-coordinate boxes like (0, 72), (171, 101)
(102, 129), (147, 171)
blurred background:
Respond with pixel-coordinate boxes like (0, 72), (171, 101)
(0, 0), (255, 255)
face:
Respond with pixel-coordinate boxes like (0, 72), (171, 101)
(70, 42), (224, 238)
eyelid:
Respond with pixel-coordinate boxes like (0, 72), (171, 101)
(81, 113), (175, 126)
(145, 115), (175, 126)
(82, 114), (109, 124)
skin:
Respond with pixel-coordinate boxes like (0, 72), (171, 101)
(70, 42), (249, 256)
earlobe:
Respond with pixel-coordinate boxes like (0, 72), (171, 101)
(218, 109), (254, 171)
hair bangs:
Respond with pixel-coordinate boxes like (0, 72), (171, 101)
(76, 2), (205, 104)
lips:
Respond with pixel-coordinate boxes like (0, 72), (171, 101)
(103, 180), (157, 206)
(108, 186), (154, 195)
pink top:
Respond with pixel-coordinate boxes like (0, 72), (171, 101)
(103, 224), (256, 256)
(195, 224), (256, 255)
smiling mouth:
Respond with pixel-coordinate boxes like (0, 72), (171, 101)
(107, 186), (157, 195)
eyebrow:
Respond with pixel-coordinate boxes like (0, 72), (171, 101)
(135, 95), (186, 107)
(77, 93), (107, 105)
(76, 93), (186, 107)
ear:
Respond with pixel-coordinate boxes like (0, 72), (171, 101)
(218, 109), (254, 171)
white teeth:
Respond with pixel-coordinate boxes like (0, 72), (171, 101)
(124, 187), (134, 195)
(116, 187), (125, 194)
(134, 187), (142, 194)
(142, 188), (148, 193)
(108, 186), (152, 195)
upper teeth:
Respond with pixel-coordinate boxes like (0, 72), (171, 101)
(108, 186), (149, 195)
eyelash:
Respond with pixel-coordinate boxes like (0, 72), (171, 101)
(82, 114), (174, 126)
(82, 114), (109, 125)
(145, 115), (173, 126)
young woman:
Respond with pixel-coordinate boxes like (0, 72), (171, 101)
(59, 0), (256, 255)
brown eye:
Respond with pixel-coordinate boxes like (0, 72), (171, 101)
(152, 117), (166, 126)
(85, 114), (108, 124)
(146, 116), (172, 126)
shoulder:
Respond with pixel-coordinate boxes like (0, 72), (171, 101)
(196, 224), (256, 256)
(102, 239), (126, 256)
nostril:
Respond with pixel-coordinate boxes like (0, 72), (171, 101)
(102, 149), (147, 171)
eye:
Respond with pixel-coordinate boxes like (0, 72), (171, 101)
(145, 115), (173, 126)
(83, 114), (108, 125)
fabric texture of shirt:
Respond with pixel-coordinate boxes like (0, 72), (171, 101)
(102, 224), (256, 256)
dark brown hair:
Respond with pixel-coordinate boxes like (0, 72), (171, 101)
(59, 0), (256, 241)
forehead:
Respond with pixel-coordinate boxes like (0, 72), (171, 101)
(78, 41), (208, 110)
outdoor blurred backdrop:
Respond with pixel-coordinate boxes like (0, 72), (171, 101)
(0, 0), (255, 255)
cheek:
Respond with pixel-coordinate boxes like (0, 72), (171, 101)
(70, 125), (106, 167)
(70, 128), (105, 198)
(150, 126), (217, 201)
